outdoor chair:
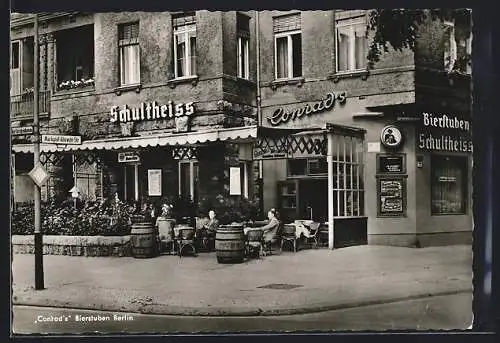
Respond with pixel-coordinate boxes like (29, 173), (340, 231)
(262, 221), (283, 256)
(305, 222), (321, 248)
(280, 224), (298, 253)
(177, 227), (197, 257)
(246, 229), (264, 258)
(158, 226), (176, 255)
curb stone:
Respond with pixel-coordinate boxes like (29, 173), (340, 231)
(12, 288), (472, 317)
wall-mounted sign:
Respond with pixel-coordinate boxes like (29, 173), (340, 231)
(377, 176), (407, 217)
(367, 142), (381, 153)
(12, 126), (34, 136)
(229, 167), (241, 195)
(147, 169), (162, 196)
(110, 101), (195, 124)
(41, 134), (82, 145)
(377, 154), (406, 174)
(418, 112), (472, 153)
(268, 91), (347, 126)
(118, 152), (141, 163)
(380, 125), (403, 149)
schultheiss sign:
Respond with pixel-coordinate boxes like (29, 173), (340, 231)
(110, 101), (195, 123)
(268, 91), (347, 126)
(418, 112), (472, 153)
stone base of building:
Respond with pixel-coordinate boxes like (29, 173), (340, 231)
(368, 231), (473, 248)
(12, 235), (132, 257)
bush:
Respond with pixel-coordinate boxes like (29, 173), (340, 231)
(198, 193), (260, 225)
(11, 198), (137, 236)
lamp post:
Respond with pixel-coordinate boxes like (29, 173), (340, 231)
(33, 13), (44, 290)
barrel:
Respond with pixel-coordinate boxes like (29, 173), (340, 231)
(130, 222), (157, 258)
(157, 218), (176, 241)
(215, 225), (245, 264)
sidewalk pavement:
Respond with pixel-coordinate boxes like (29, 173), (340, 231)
(12, 245), (473, 316)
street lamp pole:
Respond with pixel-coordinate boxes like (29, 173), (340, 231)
(33, 13), (44, 290)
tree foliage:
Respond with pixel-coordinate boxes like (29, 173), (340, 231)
(367, 8), (472, 69)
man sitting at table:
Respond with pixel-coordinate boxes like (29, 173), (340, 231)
(245, 208), (281, 246)
(197, 210), (219, 251)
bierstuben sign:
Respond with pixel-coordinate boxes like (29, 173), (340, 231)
(417, 112), (472, 153)
(267, 91), (347, 126)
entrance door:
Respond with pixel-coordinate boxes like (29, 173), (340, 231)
(299, 178), (328, 222)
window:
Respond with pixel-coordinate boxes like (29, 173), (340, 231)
(119, 22), (140, 86)
(332, 135), (365, 217)
(179, 160), (199, 202)
(431, 155), (468, 215)
(336, 17), (367, 72)
(10, 41), (21, 95)
(274, 14), (302, 79)
(122, 164), (140, 202)
(56, 25), (94, 88)
(75, 160), (99, 201)
(237, 14), (250, 79)
(173, 13), (197, 78)
(239, 161), (251, 198)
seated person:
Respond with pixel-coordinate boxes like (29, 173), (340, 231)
(245, 208), (280, 244)
(197, 210), (219, 250)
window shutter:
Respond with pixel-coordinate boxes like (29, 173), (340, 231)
(237, 13), (250, 38)
(119, 22), (139, 46)
(273, 13), (301, 33)
(173, 12), (196, 28)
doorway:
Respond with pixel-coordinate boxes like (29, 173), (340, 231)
(299, 178), (328, 222)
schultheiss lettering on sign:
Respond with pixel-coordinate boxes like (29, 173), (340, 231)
(419, 112), (473, 152)
(268, 91), (347, 126)
(110, 101), (195, 123)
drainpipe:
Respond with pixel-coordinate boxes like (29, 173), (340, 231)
(255, 11), (264, 218)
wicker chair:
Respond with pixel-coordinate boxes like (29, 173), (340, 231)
(177, 227), (197, 257)
(280, 224), (298, 253)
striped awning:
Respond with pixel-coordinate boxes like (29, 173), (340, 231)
(11, 126), (258, 154)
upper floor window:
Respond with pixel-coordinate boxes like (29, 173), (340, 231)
(173, 13), (197, 78)
(56, 25), (94, 90)
(10, 41), (21, 96)
(444, 19), (472, 74)
(273, 13), (302, 80)
(237, 13), (250, 80)
(119, 22), (140, 86)
(336, 16), (367, 72)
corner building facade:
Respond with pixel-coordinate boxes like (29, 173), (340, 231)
(10, 10), (473, 248)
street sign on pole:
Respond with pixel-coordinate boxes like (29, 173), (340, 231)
(12, 126), (34, 136)
(41, 134), (82, 145)
(28, 164), (49, 188)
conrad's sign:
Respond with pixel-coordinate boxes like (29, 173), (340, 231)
(110, 101), (195, 123)
(268, 92), (347, 126)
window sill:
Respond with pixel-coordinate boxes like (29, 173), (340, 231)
(167, 75), (199, 89)
(270, 77), (305, 90)
(114, 83), (142, 96)
(53, 85), (95, 96)
(329, 69), (370, 83)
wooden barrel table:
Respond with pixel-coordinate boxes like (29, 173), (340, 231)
(130, 222), (157, 258)
(215, 224), (245, 264)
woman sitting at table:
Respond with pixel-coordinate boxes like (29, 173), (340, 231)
(245, 208), (280, 245)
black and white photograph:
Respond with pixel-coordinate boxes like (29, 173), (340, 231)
(10, 8), (475, 334)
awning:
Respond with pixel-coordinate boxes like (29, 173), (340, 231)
(11, 125), (258, 154)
